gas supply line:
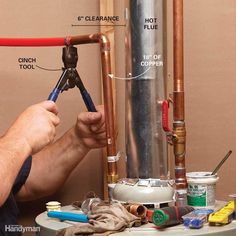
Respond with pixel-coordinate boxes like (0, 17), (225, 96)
(0, 33), (118, 185)
(173, 0), (187, 205)
(161, 0), (187, 206)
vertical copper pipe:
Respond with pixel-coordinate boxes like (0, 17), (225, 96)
(99, 34), (118, 183)
(70, 34), (118, 184)
(173, 0), (187, 204)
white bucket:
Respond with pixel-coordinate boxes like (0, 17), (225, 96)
(186, 172), (219, 207)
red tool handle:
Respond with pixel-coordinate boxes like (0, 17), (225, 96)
(162, 100), (171, 132)
(147, 209), (154, 222)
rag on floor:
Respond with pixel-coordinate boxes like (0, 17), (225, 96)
(57, 201), (141, 236)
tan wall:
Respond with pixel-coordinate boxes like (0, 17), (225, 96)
(0, 0), (103, 228)
(183, 0), (236, 201)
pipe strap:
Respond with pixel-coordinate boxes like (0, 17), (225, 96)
(107, 152), (121, 162)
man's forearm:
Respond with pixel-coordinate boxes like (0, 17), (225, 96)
(17, 126), (90, 201)
(0, 134), (31, 206)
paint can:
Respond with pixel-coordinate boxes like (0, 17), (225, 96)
(187, 172), (219, 207)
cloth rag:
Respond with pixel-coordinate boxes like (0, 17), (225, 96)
(57, 202), (141, 236)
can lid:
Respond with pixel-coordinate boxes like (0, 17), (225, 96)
(152, 209), (169, 226)
(186, 172), (217, 178)
(46, 201), (61, 206)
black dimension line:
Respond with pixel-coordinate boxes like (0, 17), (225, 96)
(71, 24), (126, 27)
(35, 65), (62, 71)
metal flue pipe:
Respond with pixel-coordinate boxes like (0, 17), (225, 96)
(0, 33), (118, 184)
(173, 0), (187, 205)
(126, 0), (169, 180)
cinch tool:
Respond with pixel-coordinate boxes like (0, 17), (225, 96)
(208, 201), (235, 225)
(48, 45), (96, 112)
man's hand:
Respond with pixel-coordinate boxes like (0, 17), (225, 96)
(3, 101), (60, 155)
(15, 105), (106, 201)
(74, 105), (106, 150)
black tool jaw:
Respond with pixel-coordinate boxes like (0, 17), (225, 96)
(62, 46), (78, 69)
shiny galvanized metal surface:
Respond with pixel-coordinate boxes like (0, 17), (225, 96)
(125, 0), (168, 179)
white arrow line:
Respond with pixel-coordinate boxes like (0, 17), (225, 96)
(108, 67), (154, 80)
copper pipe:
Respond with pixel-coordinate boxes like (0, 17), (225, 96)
(125, 203), (147, 219)
(69, 34), (118, 183)
(173, 0), (187, 204)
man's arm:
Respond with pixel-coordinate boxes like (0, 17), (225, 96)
(16, 106), (106, 201)
(0, 101), (59, 206)
(0, 133), (31, 206)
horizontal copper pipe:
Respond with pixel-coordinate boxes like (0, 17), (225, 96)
(173, 0), (187, 199)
